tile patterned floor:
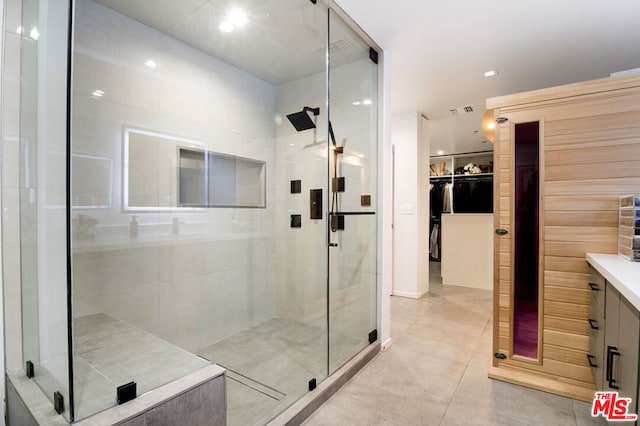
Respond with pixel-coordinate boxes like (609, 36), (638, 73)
(304, 275), (606, 425)
(197, 317), (365, 426)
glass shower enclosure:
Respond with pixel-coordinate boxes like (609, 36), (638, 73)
(10, 0), (380, 423)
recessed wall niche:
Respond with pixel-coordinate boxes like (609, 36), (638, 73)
(178, 148), (266, 208)
(124, 128), (265, 210)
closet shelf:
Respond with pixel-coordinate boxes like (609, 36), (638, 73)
(429, 172), (493, 180)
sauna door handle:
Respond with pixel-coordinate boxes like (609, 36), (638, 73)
(496, 228), (508, 236)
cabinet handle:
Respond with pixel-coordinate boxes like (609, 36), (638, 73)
(588, 319), (599, 330)
(586, 354), (597, 368)
(495, 228), (508, 236)
(589, 282), (600, 291)
(606, 345), (620, 390)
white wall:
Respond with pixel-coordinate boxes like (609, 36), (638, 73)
(391, 112), (430, 298)
(0, 0), (6, 422)
(441, 214), (493, 290)
(379, 50), (392, 349)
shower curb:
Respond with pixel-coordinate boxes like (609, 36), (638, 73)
(267, 342), (380, 426)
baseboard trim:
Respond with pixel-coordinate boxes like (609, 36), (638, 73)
(391, 290), (426, 299)
(381, 337), (393, 351)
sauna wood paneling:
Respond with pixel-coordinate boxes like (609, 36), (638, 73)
(490, 74), (640, 401)
(543, 270), (590, 289)
(544, 300), (590, 319)
(544, 329), (589, 352)
(544, 286), (590, 305)
(546, 160), (640, 181)
(545, 177), (640, 196)
(546, 130), (640, 151)
(544, 344), (590, 367)
(544, 196), (619, 211)
(546, 144), (640, 166)
(486, 74), (640, 110)
(544, 240), (617, 258)
(545, 315), (589, 335)
(544, 108), (640, 136)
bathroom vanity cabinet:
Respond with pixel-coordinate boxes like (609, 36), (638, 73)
(487, 73), (640, 401)
(587, 253), (640, 421)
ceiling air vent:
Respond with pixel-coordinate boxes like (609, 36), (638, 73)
(314, 39), (353, 55)
(450, 105), (474, 115)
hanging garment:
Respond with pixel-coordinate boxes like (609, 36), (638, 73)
(429, 223), (440, 259)
(430, 183), (444, 217)
(442, 183), (452, 213)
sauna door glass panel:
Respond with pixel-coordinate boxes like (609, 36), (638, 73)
(513, 121), (540, 359)
(327, 9), (378, 374)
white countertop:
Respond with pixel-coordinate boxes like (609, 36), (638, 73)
(586, 253), (640, 311)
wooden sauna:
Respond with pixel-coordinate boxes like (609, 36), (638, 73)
(487, 73), (640, 401)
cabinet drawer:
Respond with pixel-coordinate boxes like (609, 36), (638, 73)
(589, 268), (605, 316)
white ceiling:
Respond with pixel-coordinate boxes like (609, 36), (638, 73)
(334, 0), (640, 155)
(94, 0), (366, 84)
(91, 0), (640, 156)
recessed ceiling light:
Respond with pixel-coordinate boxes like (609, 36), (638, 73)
(219, 8), (249, 33)
(227, 9), (249, 27)
(219, 21), (234, 33)
(145, 60), (157, 68)
(437, 150), (444, 155)
(484, 70), (498, 77)
(362, 99), (372, 105)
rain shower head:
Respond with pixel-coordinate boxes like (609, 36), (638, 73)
(287, 106), (320, 132)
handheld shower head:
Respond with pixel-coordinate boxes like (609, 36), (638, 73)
(286, 106), (320, 132)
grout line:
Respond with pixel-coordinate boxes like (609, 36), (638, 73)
(437, 336), (479, 425)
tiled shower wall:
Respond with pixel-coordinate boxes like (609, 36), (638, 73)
(74, 0), (377, 354)
(274, 58), (377, 341)
(71, 0), (278, 352)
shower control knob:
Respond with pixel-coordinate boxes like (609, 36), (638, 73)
(496, 228), (508, 236)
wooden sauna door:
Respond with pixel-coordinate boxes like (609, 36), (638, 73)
(493, 113), (544, 365)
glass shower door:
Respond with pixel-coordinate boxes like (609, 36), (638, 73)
(327, 10), (378, 373)
(19, 0), (73, 420)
